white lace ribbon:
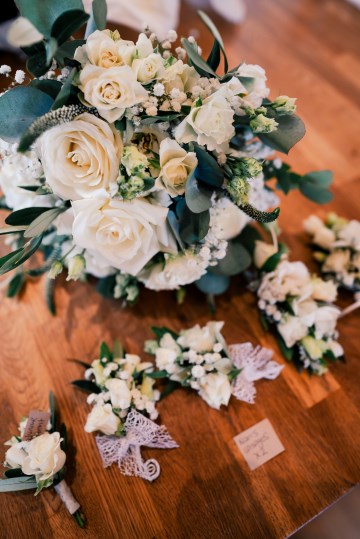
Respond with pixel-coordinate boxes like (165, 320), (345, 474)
(96, 410), (178, 482)
(229, 343), (284, 404)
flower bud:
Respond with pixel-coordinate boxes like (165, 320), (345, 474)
(48, 260), (63, 280)
(232, 157), (262, 179)
(272, 95), (297, 115)
(250, 113), (278, 133)
(66, 255), (86, 281)
(226, 177), (250, 206)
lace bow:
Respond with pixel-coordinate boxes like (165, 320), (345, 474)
(96, 410), (178, 482)
(229, 343), (284, 404)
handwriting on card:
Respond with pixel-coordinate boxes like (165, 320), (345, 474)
(22, 410), (50, 441)
(234, 418), (285, 470)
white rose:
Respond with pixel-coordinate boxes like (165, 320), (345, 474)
(159, 333), (181, 353)
(323, 249), (350, 274)
(89, 359), (107, 386)
(301, 336), (324, 360)
(293, 299), (318, 327)
(178, 321), (224, 353)
(79, 65), (148, 122)
(311, 278), (337, 303)
(75, 30), (135, 67)
(5, 442), (28, 469)
(210, 197), (248, 241)
(155, 347), (178, 370)
(337, 220), (360, 250)
(156, 138), (197, 197)
(175, 91), (235, 153)
(312, 226), (336, 250)
(135, 33), (154, 58)
(198, 372), (232, 409)
(132, 53), (164, 83)
(237, 63), (270, 109)
(158, 60), (200, 93)
(139, 253), (207, 290)
(105, 378), (132, 410)
(254, 240), (277, 269)
(72, 197), (175, 276)
(21, 432), (66, 482)
(0, 150), (52, 210)
(312, 306), (340, 339)
(326, 340), (344, 358)
(84, 403), (120, 435)
(40, 113), (122, 201)
(303, 215), (324, 236)
(278, 315), (308, 348)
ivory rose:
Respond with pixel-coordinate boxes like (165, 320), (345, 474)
(198, 372), (232, 409)
(177, 321), (224, 353)
(105, 379), (132, 410)
(175, 91), (235, 152)
(40, 113), (122, 201)
(71, 197), (176, 275)
(20, 432), (66, 481)
(78, 65), (148, 122)
(75, 29), (136, 67)
(157, 138), (197, 196)
(84, 403), (120, 435)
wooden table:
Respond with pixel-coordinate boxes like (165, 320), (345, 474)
(0, 1), (359, 537)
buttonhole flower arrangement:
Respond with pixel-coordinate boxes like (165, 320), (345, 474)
(145, 321), (283, 409)
(0, 0), (333, 313)
(71, 340), (178, 482)
(0, 392), (85, 527)
(253, 238), (345, 375)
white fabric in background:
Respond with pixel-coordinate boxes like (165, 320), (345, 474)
(185, 0), (246, 23)
(82, 0), (180, 38)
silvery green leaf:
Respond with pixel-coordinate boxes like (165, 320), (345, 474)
(24, 207), (64, 238)
(0, 476), (37, 492)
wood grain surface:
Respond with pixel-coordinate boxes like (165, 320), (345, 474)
(0, 1), (359, 538)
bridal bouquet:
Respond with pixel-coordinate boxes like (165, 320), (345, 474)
(145, 321), (283, 408)
(0, 0), (332, 309)
(72, 341), (178, 481)
(253, 241), (344, 375)
(0, 392), (85, 527)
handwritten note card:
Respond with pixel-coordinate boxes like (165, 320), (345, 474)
(234, 418), (285, 470)
(22, 410), (50, 441)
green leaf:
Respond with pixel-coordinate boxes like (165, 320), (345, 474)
(51, 9), (89, 44)
(181, 38), (217, 78)
(275, 333), (294, 362)
(15, 0), (85, 37)
(113, 340), (124, 359)
(299, 185), (333, 204)
(30, 79), (62, 100)
(45, 277), (56, 315)
(55, 39), (85, 65)
(211, 242), (251, 276)
(0, 226), (27, 235)
(198, 10), (228, 73)
(96, 275), (116, 298)
(196, 272), (230, 295)
(0, 476), (37, 492)
(299, 170), (333, 204)
(91, 0), (107, 30)
(0, 86), (53, 142)
(0, 236), (43, 276)
(45, 37), (58, 65)
(151, 326), (179, 341)
(24, 208), (64, 238)
(302, 170), (333, 189)
(259, 114), (306, 154)
(99, 341), (112, 362)
(49, 390), (56, 432)
(194, 145), (224, 187)
(185, 170), (213, 213)
(7, 272), (25, 298)
(207, 40), (221, 72)
(235, 225), (262, 255)
(160, 380), (181, 400)
(146, 370), (169, 379)
(27, 44), (49, 77)
(71, 380), (101, 394)
(178, 204), (210, 244)
(6, 206), (54, 226)
(167, 211), (185, 251)
(261, 243), (287, 273)
(4, 468), (26, 479)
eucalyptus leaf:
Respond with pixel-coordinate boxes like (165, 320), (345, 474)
(0, 86), (53, 142)
(299, 185), (333, 204)
(0, 476), (37, 492)
(178, 204), (210, 244)
(52, 67), (77, 110)
(45, 37), (58, 65)
(195, 271), (230, 295)
(259, 114), (305, 154)
(15, 0), (85, 37)
(55, 39), (85, 65)
(211, 242), (251, 276)
(30, 79), (62, 99)
(24, 208), (64, 238)
(91, 0), (108, 30)
(26, 45), (49, 77)
(185, 175), (213, 214)
(51, 9), (89, 44)
(167, 210), (185, 251)
(194, 145), (224, 187)
(96, 275), (116, 298)
(0, 236), (43, 276)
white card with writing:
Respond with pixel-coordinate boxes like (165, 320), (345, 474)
(234, 418), (285, 470)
